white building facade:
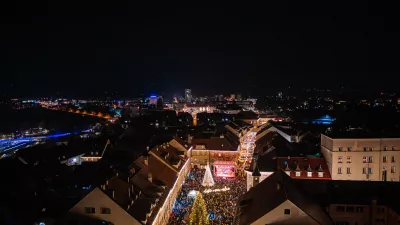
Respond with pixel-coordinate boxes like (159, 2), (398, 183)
(321, 134), (400, 181)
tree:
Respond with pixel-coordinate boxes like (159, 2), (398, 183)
(189, 192), (209, 225)
(202, 163), (215, 187)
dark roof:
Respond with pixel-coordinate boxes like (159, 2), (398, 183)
(191, 138), (235, 151)
(236, 170), (333, 225)
(271, 135), (320, 157)
(324, 131), (400, 139)
(226, 120), (252, 132)
(236, 111), (258, 120)
(292, 179), (400, 214)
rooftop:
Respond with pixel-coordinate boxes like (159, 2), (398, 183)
(191, 137), (236, 151)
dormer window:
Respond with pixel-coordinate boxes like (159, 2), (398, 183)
(307, 172), (312, 177)
(318, 172), (324, 178)
(295, 172), (301, 177)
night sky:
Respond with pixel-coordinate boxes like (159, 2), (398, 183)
(1, 2), (399, 98)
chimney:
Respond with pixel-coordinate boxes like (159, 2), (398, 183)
(188, 136), (193, 144)
(148, 173), (152, 183)
(276, 182), (281, 191)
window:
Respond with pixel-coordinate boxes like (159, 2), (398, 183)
(346, 206), (354, 212)
(101, 208), (111, 214)
(364, 147), (368, 152)
(362, 167), (367, 174)
(393, 146), (397, 150)
(338, 167), (342, 174)
(363, 157), (368, 163)
(370, 147), (373, 151)
(383, 156), (387, 163)
(318, 172), (324, 178)
(336, 206), (345, 212)
(384, 146), (388, 151)
(368, 156), (373, 163)
(339, 147), (343, 152)
(295, 171), (301, 177)
(391, 156), (396, 163)
(355, 207), (364, 213)
(348, 147), (352, 151)
(284, 209), (290, 215)
(338, 156), (343, 163)
(84, 207), (95, 214)
(368, 168), (373, 174)
(347, 156), (352, 163)
(307, 172), (312, 177)
(391, 166), (396, 173)
(346, 167), (351, 174)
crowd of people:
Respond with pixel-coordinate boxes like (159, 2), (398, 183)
(168, 167), (247, 225)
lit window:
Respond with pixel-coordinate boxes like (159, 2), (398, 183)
(285, 171), (290, 176)
(383, 156), (387, 163)
(295, 172), (301, 177)
(391, 166), (396, 173)
(284, 209), (291, 215)
(391, 156), (396, 163)
(347, 156), (351, 163)
(307, 172), (312, 177)
(348, 147), (352, 151)
(338, 156), (343, 163)
(384, 146), (388, 151)
(346, 168), (351, 174)
(368, 156), (373, 163)
(318, 172), (324, 177)
(362, 167), (367, 174)
(364, 147), (368, 151)
(393, 146), (397, 150)
(101, 208), (111, 214)
(363, 157), (368, 163)
(338, 167), (342, 174)
(84, 207), (95, 214)
(368, 168), (373, 174)
(338, 147), (343, 152)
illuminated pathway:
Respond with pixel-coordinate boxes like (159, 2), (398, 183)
(0, 132), (75, 153)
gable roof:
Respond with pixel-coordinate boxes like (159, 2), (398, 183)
(236, 170), (333, 225)
(191, 138), (235, 151)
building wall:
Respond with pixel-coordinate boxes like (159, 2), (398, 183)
(191, 150), (238, 166)
(328, 202), (400, 225)
(245, 171), (274, 191)
(68, 188), (141, 225)
(321, 135), (400, 181)
(152, 158), (191, 225)
(252, 200), (320, 225)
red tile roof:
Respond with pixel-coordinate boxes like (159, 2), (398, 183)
(276, 157), (331, 180)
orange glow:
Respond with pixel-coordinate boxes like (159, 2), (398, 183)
(68, 109), (74, 113)
(75, 110), (81, 114)
(97, 112), (103, 117)
(103, 114), (111, 119)
(82, 110), (87, 114)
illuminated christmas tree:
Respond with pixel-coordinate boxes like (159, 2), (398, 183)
(189, 192), (210, 225)
(202, 163), (215, 187)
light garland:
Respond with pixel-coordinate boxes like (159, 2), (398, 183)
(203, 187), (230, 194)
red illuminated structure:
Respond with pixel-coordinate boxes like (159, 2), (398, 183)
(213, 161), (236, 178)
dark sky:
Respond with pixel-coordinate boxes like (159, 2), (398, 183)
(1, 2), (399, 98)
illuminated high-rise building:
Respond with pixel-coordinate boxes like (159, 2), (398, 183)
(185, 89), (192, 103)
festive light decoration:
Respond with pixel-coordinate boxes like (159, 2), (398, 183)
(189, 192), (209, 225)
(203, 187), (230, 194)
(202, 163), (215, 187)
